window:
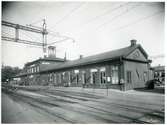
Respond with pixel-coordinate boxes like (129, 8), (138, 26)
(92, 73), (96, 84)
(74, 69), (79, 74)
(111, 66), (119, 84)
(90, 69), (98, 84)
(36, 66), (39, 72)
(42, 62), (50, 64)
(54, 73), (57, 83)
(159, 72), (162, 77)
(127, 71), (132, 83)
(83, 72), (86, 84)
(100, 67), (106, 84)
(74, 70), (79, 84)
(29, 75), (34, 78)
(34, 67), (36, 73)
(28, 69), (30, 73)
(100, 72), (106, 83)
(59, 73), (62, 83)
(154, 72), (158, 78)
(76, 74), (79, 84)
(62, 72), (65, 79)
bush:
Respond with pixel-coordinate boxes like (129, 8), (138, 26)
(145, 80), (155, 89)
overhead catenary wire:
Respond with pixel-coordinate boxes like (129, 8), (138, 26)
(28, 19), (44, 26)
(81, 2), (130, 26)
(46, 29), (75, 44)
(49, 2), (85, 30)
(21, 31), (42, 42)
(47, 37), (70, 45)
(111, 10), (164, 32)
(96, 3), (142, 30)
(47, 36), (75, 46)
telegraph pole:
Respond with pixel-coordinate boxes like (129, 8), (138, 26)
(42, 19), (47, 57)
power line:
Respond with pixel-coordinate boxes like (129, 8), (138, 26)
(50, 3), (85, 30)
(46, 29), (75, 44)
(25, 19), (76, 46)
(28, 19), (44, 26)
(111, 10), (164, 32)
(81, 2), (130, 26)
(47, 38), (70, 45)
(96, 3), (142, 30)
(47, 35), (75, 45)
(20, 31), (41, 43)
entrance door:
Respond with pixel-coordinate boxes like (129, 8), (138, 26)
(111, 66), (119, 84)
(100, 71), (106, 87)
(91, 72), (98, 87)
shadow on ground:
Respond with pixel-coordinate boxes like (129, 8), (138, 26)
(134, 86), (165, 94)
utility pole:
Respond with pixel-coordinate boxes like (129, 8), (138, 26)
(42, 19), (47, 57)
(2, 20), (75, 58)
(2, 20), (48, 53)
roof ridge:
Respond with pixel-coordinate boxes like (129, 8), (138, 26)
(71, 45), (135, 61)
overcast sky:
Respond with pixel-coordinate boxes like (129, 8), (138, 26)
(2, 1), (165, 68)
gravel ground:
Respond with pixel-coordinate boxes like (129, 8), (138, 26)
(1, 86), (165, 123)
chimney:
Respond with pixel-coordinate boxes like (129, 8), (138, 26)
(130, 39), (137, 47)
(79, 55), (83, 59)
(48, 46), (56, 58)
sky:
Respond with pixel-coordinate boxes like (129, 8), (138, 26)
(1, 1), (165, 68)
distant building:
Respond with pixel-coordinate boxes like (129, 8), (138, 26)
(152, 65), (165, 84)
(15, 40), (153, 91)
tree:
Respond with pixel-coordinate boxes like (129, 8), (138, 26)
(1, 65), (22, 82)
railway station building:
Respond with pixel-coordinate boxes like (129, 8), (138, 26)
(15, 40), (153, 91)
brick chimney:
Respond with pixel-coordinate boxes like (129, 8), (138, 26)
(48, 46), (56, 58)
(130, 39), (137, 47)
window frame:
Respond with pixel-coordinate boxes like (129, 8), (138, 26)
(111, 65), (119, 84)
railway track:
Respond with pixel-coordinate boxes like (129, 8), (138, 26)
(2, 85), (164, 123)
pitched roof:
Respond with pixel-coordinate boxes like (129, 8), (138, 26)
(40, 44), (148, 73)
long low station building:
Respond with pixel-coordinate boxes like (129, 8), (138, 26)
(15, 40), (153, 91)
